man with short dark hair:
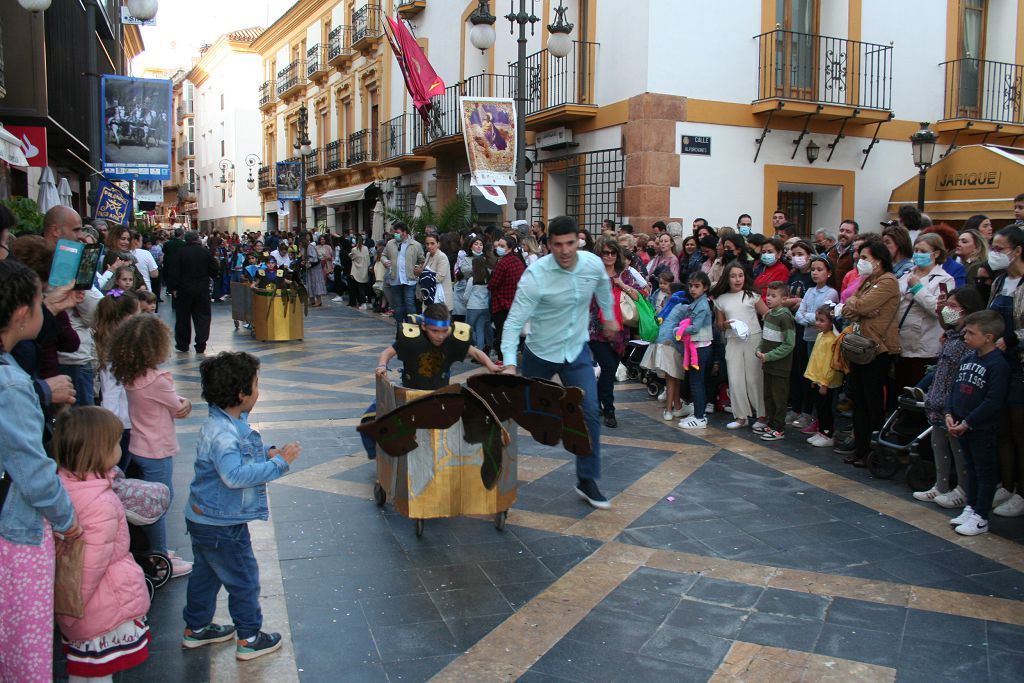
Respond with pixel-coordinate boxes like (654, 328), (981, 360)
(827, 219), (859, 289)
(382, 222), (424, 331)
(166, 231), (219, 354)
(500, 215), (618, 509)
(602, 218), (616, 233)
(772, 210), (787, 230)
(692, 217), (708, 235)
(775, 222), (797, 241)
(652, 220), (667, 234)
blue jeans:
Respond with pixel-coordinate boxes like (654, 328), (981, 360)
(391, 283), (417, 330)
(466, 308), (492, 351)
(183, 520), (262, 640)
(58, 364), (95, 407)
(687, 345), (714, 419)
(520, 345), (601, 481)
(588, 340), (620, 414)
(133, 455), (173, 553)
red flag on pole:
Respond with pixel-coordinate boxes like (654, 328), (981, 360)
(384, 15), (445, 122)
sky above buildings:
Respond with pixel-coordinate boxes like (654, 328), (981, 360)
(131, 0), (294, 75)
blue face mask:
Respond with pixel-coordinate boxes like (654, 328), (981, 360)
(739, 226), (752, 236)
(495, 247), (507, 257)
(912, 252), (933, 268)
(760, 252), (777, 266)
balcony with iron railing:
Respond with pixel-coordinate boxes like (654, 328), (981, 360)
(327, 25), (355, 68)
(397, 1), (426, 18)
(259, 80), (276, 111)
(347, 129), (378, 166)
(352, 5), (382, 50)
(939, 58), (1024, 130)
(753, 29), (893, 119)
(276, 61), (305, 99)
(307, 44), (328, 82)
(324, 139), (348, 173)
(177, 100), (194, 121)
(304, 148), (322, 177)
(508, 41), (598, 128)
(381, 113), (429, 163)
(257, 165), (273, 190)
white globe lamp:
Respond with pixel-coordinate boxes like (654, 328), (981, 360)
(17, 0), (52, 11)
(469, 22), (496, 51)
(127, 0), (159, 21)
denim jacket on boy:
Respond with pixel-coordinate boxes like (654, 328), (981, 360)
(0, 352), (76, 545)
(186, 406), (290, 526)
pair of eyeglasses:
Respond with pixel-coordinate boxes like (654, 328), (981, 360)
(601, 250), (616, 256)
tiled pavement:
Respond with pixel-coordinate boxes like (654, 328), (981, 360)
(97, 301), (1023, 683)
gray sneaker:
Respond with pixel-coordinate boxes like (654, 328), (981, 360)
(236, 631), (283, 661)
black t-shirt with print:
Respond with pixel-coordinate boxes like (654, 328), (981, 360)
(393, 322), (472, 390)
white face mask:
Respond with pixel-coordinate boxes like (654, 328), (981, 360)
(791, 255), (808, 269)
(856, 258), (874, 277)
(988, 250), (1011, 271)
(941, 306), (962, 326)
(578, 238), (587, 248)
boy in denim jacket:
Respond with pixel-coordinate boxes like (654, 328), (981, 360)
(181, 352), (300, 661)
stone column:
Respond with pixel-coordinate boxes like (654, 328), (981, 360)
(622, 93), (686, 232)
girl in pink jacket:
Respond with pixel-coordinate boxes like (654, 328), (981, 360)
(109, 314), (193, 577)
(54, 407), (150, 681)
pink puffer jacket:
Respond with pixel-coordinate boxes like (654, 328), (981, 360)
(56, 470), (150, 641)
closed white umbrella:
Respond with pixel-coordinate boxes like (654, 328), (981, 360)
(57, 177), (73, 207)
(371, 200), (384, 242)
(412, 191), (426, 221)
(36, 167), (61, 213)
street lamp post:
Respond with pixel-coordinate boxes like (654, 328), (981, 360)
(244, 153), (262, 190)
(910, 122), (938, 212)
(295, 105), (313, 234)
(217, 159), (235, 187)
(468, 0), (574, 222)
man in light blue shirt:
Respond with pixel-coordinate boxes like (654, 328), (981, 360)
(383, 222), (424, 333)
(501, 216), (619, 509)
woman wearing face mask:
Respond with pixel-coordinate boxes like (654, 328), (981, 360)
(783, 241), (816, 428)
(462, 236), (492, 352)
(894, 233), (954, 389)
(577, 230), (594, 253)
(647, 232), (680, 285)
(956, 228), (990, 288)
(752, 238), (790, 302)
(488, 235), (526, 359)
(987, 226), (1024, 517)
(833, 241), (900, 467)
(736, 214), (754, 238)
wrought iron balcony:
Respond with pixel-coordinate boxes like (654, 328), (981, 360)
(327, 25), (354, 67)
(324, 139), (348, 173)
(754, 29), (893, 111)
(177, 100), (193, 121)
(306, 45), (328, 81)
(381, 113), (429, 161)
(508, 41), (598, 126)
(352, 5), (382, 49)
(415, 83), (463, 147)
(397, 1), (426, 18)
(347, 129), (378, 166)
(304, 149), (321, 177)
(276, 61), (305, 99)
(941, 58), (1023, 126)
(257, 165), (273, 190)
(259, 80), (276, 110)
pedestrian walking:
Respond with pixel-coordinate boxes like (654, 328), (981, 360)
(164, 231), (218, 354)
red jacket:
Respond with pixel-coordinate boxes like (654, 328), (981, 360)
(754, 261), (790, 302)
(488, 254), (526, 314)
(56, 470), (150, 641)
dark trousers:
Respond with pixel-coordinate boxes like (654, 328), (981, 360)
(183, 520), (262, 641)
(958, 428), (999, 519)
(814, 387), (836, 437)
(151, 275), (162, 304)
(492, 310), (509, 358)
(849, 353), (893, 457)
(998, 404), (1024, 494)
(588, 340), (621, 414)
(763, 372), (789, 431)
(789, 329), (813, 414)
(687, 345), (714, 419)
(174, 289), (212, 352)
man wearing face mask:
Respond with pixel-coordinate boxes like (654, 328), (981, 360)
(826, 219), (859, 289)
(383, 222), (424, 331)
(737, 214), (753, 238)
(813, 228), (836, 255)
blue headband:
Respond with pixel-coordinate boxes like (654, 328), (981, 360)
(422, 316), (450, 329)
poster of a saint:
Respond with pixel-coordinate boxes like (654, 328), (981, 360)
(460, 97), (516, 187)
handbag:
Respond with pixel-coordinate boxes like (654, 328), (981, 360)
(619, 291), (639, 327)
(54, 536), (85, 618)
(636, 296), (659, 342)
(840, 308), (896, 366)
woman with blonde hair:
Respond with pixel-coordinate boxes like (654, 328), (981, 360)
(956, 228), (990, 288)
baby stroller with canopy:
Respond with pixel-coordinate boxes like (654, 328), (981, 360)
(116, 465), (173, 599)
(867, 392), (936, 491)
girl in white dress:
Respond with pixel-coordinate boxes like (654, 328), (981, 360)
(711, 262), (768, 430)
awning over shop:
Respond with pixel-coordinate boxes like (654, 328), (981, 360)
(317, 182), (375, 206)
(0, 125), (28, 167)
(888, 145), (1024, 221)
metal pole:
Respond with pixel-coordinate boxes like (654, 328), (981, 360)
(513, 0), (529, 222)
(917, 168), (926, 211)
(86, 2), (101, 201)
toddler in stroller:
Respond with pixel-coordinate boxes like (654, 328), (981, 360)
(115, 465), (173, 599)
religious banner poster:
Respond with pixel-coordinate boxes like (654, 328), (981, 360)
(136, 179), (164, 202)
(459, 97), (516, 187)
(100, 75), (172, 180)
(275, 161), (302, 201)
(94, 180), (132, 226)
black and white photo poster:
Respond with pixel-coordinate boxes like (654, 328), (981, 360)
(101, 75), (172, 180)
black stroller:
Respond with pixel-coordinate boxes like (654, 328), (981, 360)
(121, 462), (173, 600)
(622, 340), (665, 398)
(867, 393), (936, 490)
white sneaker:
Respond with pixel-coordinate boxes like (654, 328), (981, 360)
(331, 296), (343, 303)
(934, 486), (965, 509)
(705, 403), (715, 414)
(726, 418), (748, 430)
(993, 493), (1024, 517)
(784, 410), (800, 425)
(657, 389), (667, 403)
(678, 416), (707, 430)
(752, 420), (768, 431)
(955, 514), (989, 536)
(672, 403), (694, 418)
(913, 486), (942, 502)
(949, 505), (975, 526)
(171, 557), (193, 578)
(662, 410), (674, 421)
(993, 487), (1013, 508)
(791, 414), (813, 429)
(809, 433), (834, 448)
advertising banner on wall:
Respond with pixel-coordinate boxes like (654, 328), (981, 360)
(276, 161), (303, 200)
(136, 179), (164, 202)
(4, 125), (48, 167)
(100, 75), (172, 180)
(459, 97), (517, 187)
(94, 180), (132, 225)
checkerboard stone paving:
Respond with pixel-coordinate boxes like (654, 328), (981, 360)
(106, 303), (1023, 683)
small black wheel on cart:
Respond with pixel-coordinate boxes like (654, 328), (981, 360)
(494, 511), (507, 531)
(867, 449), (901, 480)
(646, 381), (661, 397)
(144, 576), (155, 601)
(373, 482), (386, 507)
(146, 551), (172, 589)
(415, 519), (424, 537)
